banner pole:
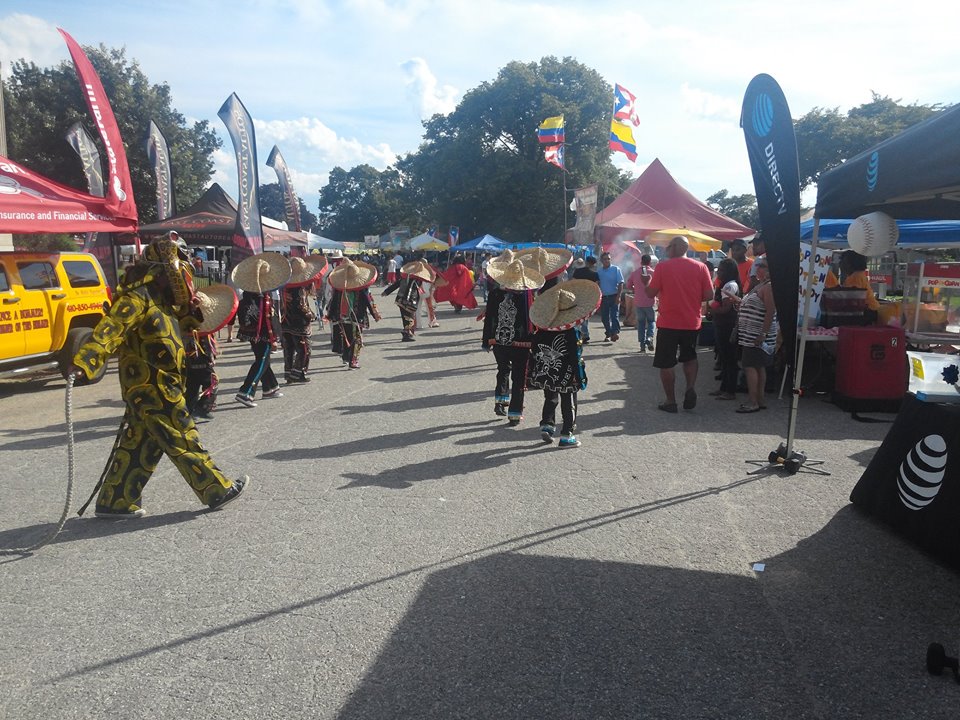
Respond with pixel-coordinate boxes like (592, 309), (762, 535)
(786, 218), (821, 457)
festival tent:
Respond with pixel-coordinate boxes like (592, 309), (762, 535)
(409, 232), (450, 252)
(450, 234), (507, 253)
(589, 158), (754, 245)
(0, 156), (137, 234)
(138, 183), (306, 249)
(800, 218), (960, 249)
(307, 233), (345, 251)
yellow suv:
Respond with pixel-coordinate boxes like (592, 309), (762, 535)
(0, 251), (112, 384)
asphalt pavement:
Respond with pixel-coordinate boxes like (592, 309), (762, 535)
(1, 298), (958, 719)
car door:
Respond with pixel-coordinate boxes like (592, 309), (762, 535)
(0, 263), (26, 361)
(14, 259), (60, 356)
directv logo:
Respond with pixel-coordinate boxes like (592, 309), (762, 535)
(867, 151), (880, 191)
(752, 94), (774, 137)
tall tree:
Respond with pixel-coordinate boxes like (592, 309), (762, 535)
(259, 182), (318, 231)
(3, 45), (220, 223)
(706, 190), (759, 230)
(396, 56), (629, 243)
(316, 165), (416, 241)
(794, 93), (944, 192)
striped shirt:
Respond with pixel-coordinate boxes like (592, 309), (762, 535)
(737, 281), (778, 348)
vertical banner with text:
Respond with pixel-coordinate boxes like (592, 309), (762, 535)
(266, 145), (301, 232)
(572, 184), (599, 247)
(218, 93), (263, 261)
(146, 120), (176, 221)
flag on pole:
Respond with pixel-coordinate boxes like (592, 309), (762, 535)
(537, 115), (565, 144)
(544, 144), (565, 169)
(613, 83), (641, 126)
(65, 122), (104, 198)
(146, 120), (175, 220)
(609, 121), (638, 162)
(448, 226), (459, 247)
(427, 225), (438, 238)
(218, 92), (263, 261)
(266, 145), (302, 232)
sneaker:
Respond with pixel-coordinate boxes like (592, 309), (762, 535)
(611, 333), (620, 342)
(262, 388), (284, 399)
(507, 412), (523, 426)
(558, 434), (581, 448)
(540, 425), (556, 443)
(349, 359), (360, 369)
(208, 476), (250, 511)
(235, 393), (257, 408)
(429, 320), (440, 328)
(581, 339), (590, 345)
(646, 341), (654, 351)
(95, 504), (147, 519)
(494, 402), (508, 417)
(639, 347), (646, 354)
(401, 333), (416, 342)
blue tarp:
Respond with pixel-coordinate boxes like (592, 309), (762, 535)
(800, 218), (960, 249)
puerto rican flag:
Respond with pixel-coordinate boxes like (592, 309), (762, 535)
(613, 83), (640, 127)
(544, 144), (565, 169)
(448, 225), (459, 247)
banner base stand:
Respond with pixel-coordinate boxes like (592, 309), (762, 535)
(745, 442), (830, 476)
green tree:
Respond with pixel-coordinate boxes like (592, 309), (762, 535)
(315, 164), (416, 241)
(12, 233), (77, 251)
(3, 45), (220, 223)
(706, 190), (759, 230)
(395, 56), (629, 243)
(795, 93), (944, 191)
(258, 182), (318, 231)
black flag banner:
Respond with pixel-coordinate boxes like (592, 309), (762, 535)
(146, 120), (175, 220)
(65, 122), (104, 198)
(218, 93), (263, 261)
(266, 145), (302, 232)
(741, 73), (801, 369)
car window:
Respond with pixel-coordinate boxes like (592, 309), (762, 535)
(17, 261), (60, 290)
(0, 267), (9, 292)
(63, 260), (101, 288)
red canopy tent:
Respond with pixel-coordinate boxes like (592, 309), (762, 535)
(585, 158), (754, 245)
(0, 156), (137, 234)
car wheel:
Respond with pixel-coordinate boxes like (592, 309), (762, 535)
(60, 327), (107, 385)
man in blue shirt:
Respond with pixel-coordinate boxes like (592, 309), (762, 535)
(597, 252), (625, 341)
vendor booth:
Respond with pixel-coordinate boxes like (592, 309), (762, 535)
(806, 103), (960, 568)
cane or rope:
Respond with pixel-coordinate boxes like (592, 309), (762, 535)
(0, 376), (76, 555)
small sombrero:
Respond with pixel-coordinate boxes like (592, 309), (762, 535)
(230, 252), (292, 294)
(486, 255), (545, 292)
(400, 259), (434, 283)
(516, 246), (573, 280)
(326, 258), (378, 291)
(194, 284), (239, 334)
(287, 255), (328, 287)
(529, 279), (602, 331)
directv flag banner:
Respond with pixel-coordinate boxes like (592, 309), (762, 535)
(219, 92), (263, 260)
(266, 145), (301, 232)
(59, 28), (138, 222)
(741, 73), (801, 367)
(65, 122), (104, 198)
(146, 120), (175, 220)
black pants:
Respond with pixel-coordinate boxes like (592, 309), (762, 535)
(239, 340), (279, 396)
(715, 321), (739, 394)
(185, 366), (217, 413)
(282, 331), (311, 374)
(541, 390), (577, 434)
(493, 345), (530, 415)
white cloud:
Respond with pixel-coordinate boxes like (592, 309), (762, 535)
(401, 57), (459, 119)
(679, 83), (741, 123)
(0, 14), (63, 79)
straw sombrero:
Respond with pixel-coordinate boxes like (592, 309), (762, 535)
(326, 258), (378, 291)
(287, 255), (328, 287)
(485, 255), (545, 292)
(516, 246), (573, 280)
(230, 252), (292, 293)
(529, 279), (602, 331)
(400, 259), (434, 283)
(194, 284), (239, 334)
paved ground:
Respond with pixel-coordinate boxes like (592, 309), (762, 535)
(1, 298), (959, 719)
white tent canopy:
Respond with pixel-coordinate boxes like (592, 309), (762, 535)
(307, 233), (345, 251)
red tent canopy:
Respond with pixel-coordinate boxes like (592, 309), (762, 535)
(588, 158), (754, 244)
(0, 156), (137, 234)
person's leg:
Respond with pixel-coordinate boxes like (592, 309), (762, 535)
(718, 332), (738, 395)
(756, 367), (767, 408)
(659, 368), (676, 405)
(744, 367), (760, 408)
(652, 328), (678, 407)
(540, 389), (558, 440)
(282, 331), (295, 374)
(300, 334), (311, 373)
(349, 325), (364, 368)
(260, 343), (279, 392)
(185, 368), (202, 413)
(580, 315), (591, 342)
(560, 392), (576, 435)
(636, 308), (645, 345)
(507, 347), (529, 420)
(599, 296), (613, 337)
(611, 297), (621, 336)
(95, 408), (162, 514)
(239, 341), (270, 397)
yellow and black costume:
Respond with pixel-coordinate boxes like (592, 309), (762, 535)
(73, 237), (245, 517)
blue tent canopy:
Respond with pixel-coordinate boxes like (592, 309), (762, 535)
(800, 218), (960, 249)
(450, 234), (507, 252)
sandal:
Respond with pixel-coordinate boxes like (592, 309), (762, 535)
(657, 402), (678, 413)
(736, 404), (762, 413)
(683, 388), (697, 410)
(714, 392), (736, 400)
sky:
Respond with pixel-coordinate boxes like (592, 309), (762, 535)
(1, 0), (959, 231)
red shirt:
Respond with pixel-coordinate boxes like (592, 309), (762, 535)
(647, 257), (713, 330)
(737, 258), (753, 290)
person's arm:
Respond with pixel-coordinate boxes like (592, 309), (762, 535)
(71, 291), (146, 379)
(645, 266), (661, 298)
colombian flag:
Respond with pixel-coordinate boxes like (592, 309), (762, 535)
(609, 121), (637, 162)
(538, 115), (565, 144)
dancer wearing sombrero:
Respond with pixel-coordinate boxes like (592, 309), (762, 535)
(482, 251), (545, 425)
(382, 259), (434, 342)
(232, 252), (293, 408)
(528, 279), (601, 448)
(281, 255), (327, 383)
(68, 235), (248, 517)
(326, 258), (381, 369)
(185, 284), (238, 421)
(515, 246), (572, 293)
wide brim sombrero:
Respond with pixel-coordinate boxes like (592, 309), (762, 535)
(287, 255), (328, 287)
(485, 257), (545, 292)
(529, 279), (602, 331)
(327, 258), (378, 291)
(230, 252), (292, 293)
(400, 259), (434, 283)
(516, 246), (573, 280)
(195, 284), (239, 334)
